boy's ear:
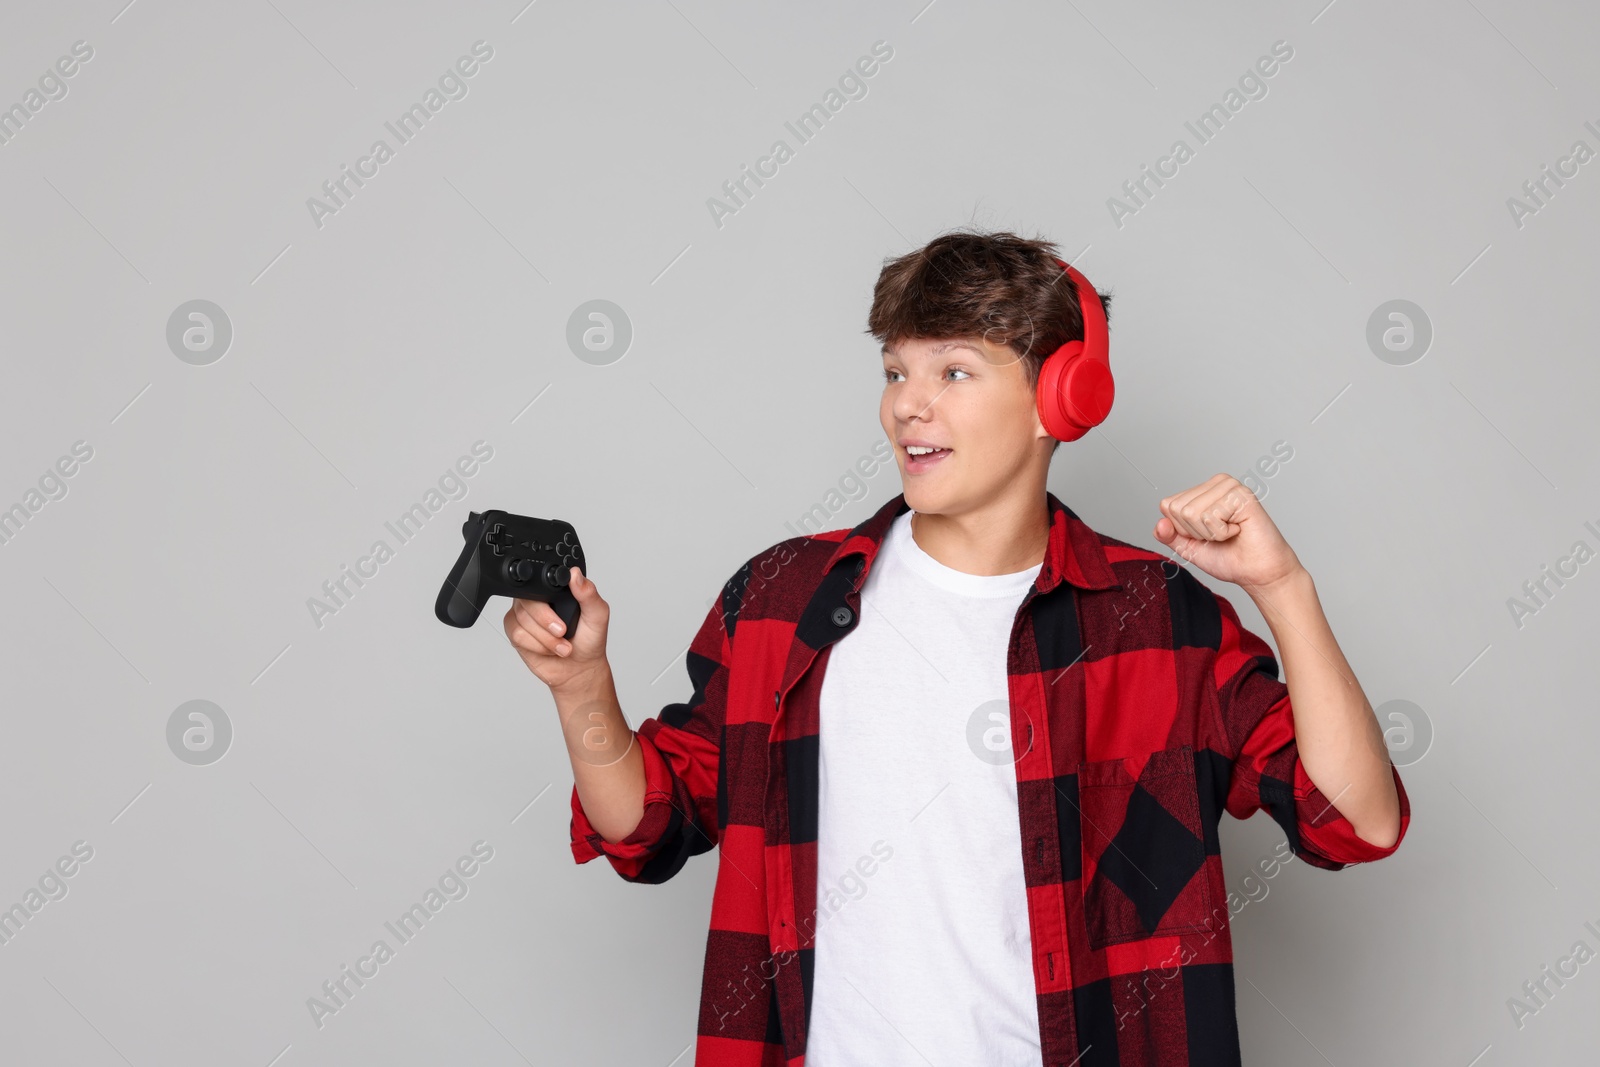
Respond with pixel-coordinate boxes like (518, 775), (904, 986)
(1029, 362), (1066, 453)
(1030, 397), (1057, 447)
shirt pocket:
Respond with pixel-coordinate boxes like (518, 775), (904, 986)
(1077, 744), (1215, 950)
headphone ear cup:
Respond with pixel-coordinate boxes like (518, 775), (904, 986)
(1064, 356), (1114, 433)
(1043, 257), (1114, 443)
(1037, 342), (1115, 443)
(1037, 341), (1083, 441)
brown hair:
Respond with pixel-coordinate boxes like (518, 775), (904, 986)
(865, 229), (1113, 390)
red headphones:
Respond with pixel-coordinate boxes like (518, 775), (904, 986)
(1035, 258), (1113, 442)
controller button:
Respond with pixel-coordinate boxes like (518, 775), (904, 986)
(546, 563), (571, 588)
(507, 558), (536, 583)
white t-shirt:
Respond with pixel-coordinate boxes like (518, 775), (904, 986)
(806, 510), (1044, 1065)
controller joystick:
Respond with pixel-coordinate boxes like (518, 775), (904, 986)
(435, 510), (586, 631)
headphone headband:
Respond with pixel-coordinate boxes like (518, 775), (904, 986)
(1053, 257), (1108, 367)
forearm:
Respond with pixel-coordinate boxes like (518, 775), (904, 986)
(554, 667), (646, 845)
(1245, 567), (1401, 848)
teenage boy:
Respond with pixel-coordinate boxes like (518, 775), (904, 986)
(506, 230), (1410, 1067)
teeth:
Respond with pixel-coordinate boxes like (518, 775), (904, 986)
(906, 445), (948, 455)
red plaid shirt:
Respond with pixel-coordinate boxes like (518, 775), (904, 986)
(570, 491), (1411, 1066)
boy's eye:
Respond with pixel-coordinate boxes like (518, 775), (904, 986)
(883, 368), (969, 383)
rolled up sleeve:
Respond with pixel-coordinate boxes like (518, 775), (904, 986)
(568, 566), (742, 884)
(1207, 583), (1411, 871)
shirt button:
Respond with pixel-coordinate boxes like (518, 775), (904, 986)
(831, 606), (853, 627)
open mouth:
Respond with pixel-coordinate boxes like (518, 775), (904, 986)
(904, 446), (952, 472)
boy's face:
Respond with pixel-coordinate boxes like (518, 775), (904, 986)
(880, 335), (1054, 516)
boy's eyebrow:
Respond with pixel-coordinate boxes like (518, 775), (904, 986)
(881, 340), (982, 357)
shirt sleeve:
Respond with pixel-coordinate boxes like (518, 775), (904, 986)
(568, 565), (743, 884)
(1204, 580), (1411, 872)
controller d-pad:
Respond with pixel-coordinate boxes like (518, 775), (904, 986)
(485, 524), (514, 554)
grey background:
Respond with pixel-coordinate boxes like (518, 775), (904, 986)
(0, 0), (1594, 1064)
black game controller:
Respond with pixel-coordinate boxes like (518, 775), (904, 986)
(435, 510), (586, 632)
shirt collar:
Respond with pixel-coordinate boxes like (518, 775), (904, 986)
(824, 491), (1124, 594)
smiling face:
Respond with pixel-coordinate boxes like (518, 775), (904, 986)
(880, 335), (1057, 517)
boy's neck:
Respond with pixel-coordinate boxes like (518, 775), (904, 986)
(907, 485), (1052, 577)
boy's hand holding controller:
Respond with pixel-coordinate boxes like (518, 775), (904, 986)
(502, 565), (609, 691)
(434, 511), (645, 845)
(502, 568), (645, 845)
